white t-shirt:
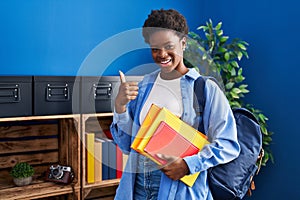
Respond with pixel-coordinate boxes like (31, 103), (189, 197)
(139, 73), (183, 123)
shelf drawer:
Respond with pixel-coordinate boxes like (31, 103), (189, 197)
(0, 76), (32, 117)
(81, 76), (119, 114)
(33, 76), (80, 115)
(81, 76), (143, 114)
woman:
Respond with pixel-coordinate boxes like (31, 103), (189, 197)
(110, 9), (240, 200)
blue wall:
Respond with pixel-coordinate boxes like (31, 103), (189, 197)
(0, 0), (203, 76)
(200, 0), (300, 199)
(1, 0), (300, 199)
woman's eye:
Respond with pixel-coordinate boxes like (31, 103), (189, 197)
(165, 45), (174, 50)
(151, 48), (159, 52)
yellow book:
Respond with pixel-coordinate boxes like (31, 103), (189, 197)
(94, 140), (102, 182)
(86, 133), (95, 184)
(130, 104), (161, 156)
(136, 106), (210, 187)
(137, 107), (209, 157)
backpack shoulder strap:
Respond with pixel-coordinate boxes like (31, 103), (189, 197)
(194, 76), (220, 134)
(193, 76), (207, 134)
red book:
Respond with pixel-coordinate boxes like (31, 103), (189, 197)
(144, 121), (199, 165)
(116, 145), (123, 178)
(104, 130), (113, 139)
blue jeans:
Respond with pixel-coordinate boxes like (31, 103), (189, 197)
(133, 155), (162, 200)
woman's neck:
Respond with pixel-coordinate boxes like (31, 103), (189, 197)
(160, 67), (189, 80)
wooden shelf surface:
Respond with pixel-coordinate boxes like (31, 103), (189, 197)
(0, 114), (80, 122)
(82, 112), (113, 121)
(83, 179), (120, 190)
(0, 182), (80, 200)
(82, 179), (120, 199)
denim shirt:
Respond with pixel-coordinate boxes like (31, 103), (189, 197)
(110, 68), (240, 200)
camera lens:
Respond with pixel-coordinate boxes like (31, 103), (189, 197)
(51, 166), (63, 179)
(52, 169), (59, 176)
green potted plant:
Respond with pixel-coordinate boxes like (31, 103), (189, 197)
(184, 19), (273, 167)
(10, 162), (34, 186)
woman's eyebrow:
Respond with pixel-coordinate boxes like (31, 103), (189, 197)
(150, 42), (173, 48)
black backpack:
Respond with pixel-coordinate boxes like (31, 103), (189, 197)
(193, 76), (263, 200)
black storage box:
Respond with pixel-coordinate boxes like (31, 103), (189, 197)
(33, 76), (81, 115)
(81, 76), (143, 113)
(0, 76), (33, 117)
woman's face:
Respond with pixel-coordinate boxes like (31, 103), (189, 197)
(148, 30), (186, 75)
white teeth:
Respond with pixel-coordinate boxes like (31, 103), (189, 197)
(161, 59), (171, 64)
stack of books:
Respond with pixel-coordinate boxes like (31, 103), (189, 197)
(131, 104), (210, 187)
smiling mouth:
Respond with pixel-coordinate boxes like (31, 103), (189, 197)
(160, 58), (172, 65)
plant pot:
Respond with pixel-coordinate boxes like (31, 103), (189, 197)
(13, 176), (32, 186)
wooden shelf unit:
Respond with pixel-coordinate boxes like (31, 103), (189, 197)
(0, 114), (81, 200)
(81, 113), (120, 199)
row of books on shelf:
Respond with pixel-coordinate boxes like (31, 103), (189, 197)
(86, 132), (128, 184)
(131, 104), (210, 187)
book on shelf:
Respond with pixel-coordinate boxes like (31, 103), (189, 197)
(97, 138), (109, 181)
(86, 133), (95, 183)
(122, 153), (128, 173)
(94, 140), (102, 182)
(103, 129), (113, 139)
(131, 104), (210, 187)
(108, 139), (117, 179)
(116, 145), (123, 178)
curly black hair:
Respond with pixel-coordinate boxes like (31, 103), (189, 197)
(142, 9), (189, 44)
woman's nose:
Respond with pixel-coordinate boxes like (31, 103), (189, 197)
(158, 49), (168, 57)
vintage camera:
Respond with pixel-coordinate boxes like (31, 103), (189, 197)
(45, 164), (74, 184)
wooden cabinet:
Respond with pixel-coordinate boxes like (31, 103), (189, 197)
(81, 113), (119, 199)
(0, 113), (120, 199)
(0, 115), (81, 200)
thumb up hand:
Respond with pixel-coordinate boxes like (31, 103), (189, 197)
(115, 71), (139, 113)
